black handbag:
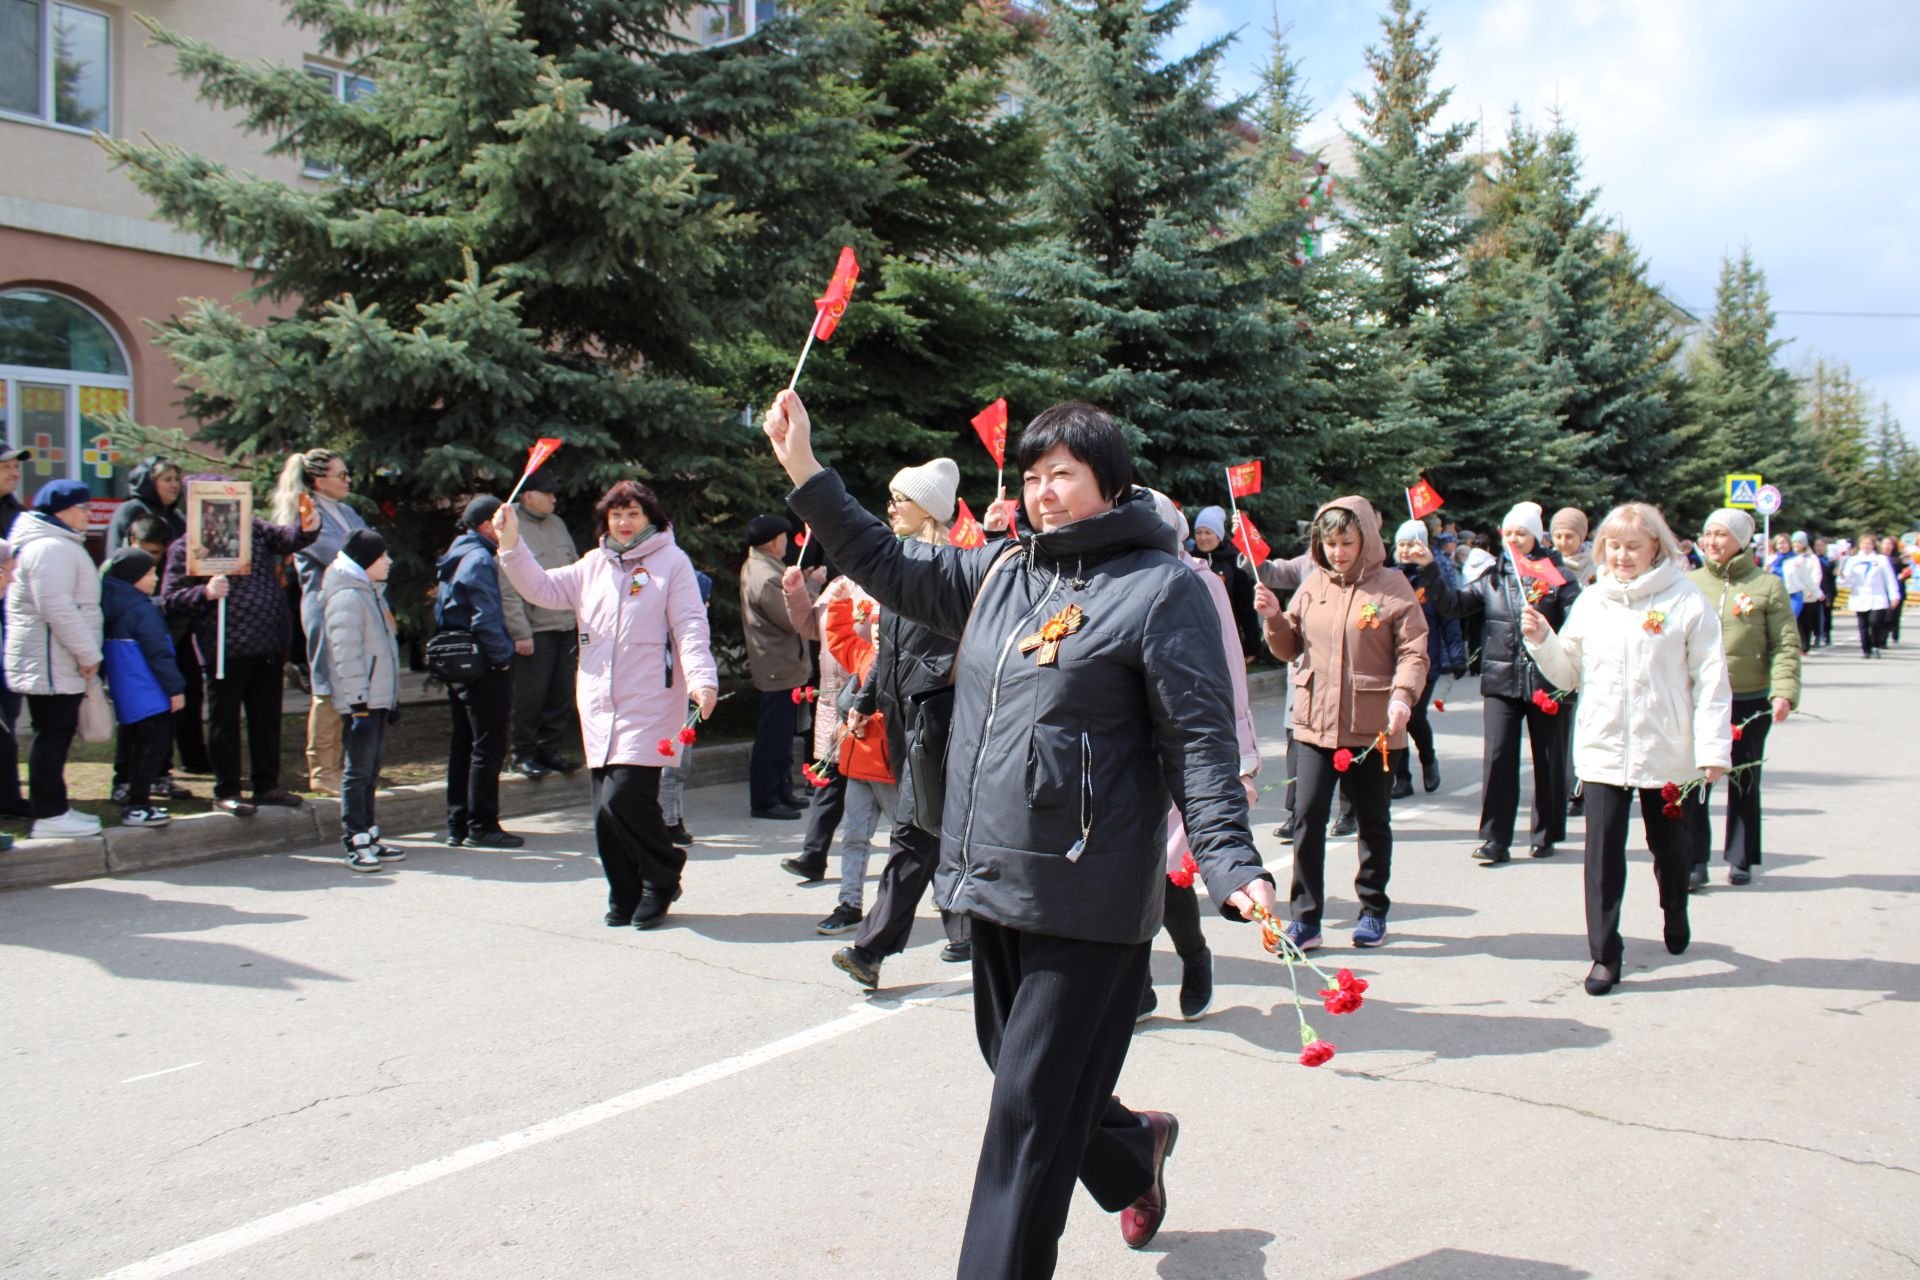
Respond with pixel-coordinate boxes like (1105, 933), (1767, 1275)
(903, 684), (954, 836)
(425, 629), (486, 686)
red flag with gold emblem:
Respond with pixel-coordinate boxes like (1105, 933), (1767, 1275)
(950, 499), (986, 549)
(1405, 476), (1444, 519)
(971, 398), (1008, 469)
(1227, 460), (1262, 498)
(812, 246), (860, 340)
(1233, 511), (1270, 568)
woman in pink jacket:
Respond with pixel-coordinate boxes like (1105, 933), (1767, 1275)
(494, 481), (718, 930)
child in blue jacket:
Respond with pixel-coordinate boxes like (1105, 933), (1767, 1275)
(100, 548), (186, 826)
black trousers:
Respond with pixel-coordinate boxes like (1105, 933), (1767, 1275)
(799, 769), (849, 866)
(1479, 693), (1567, 849)
(1856, 610), (1891, 655)
(1160, 880), (1206, 961)
(1582, 783), (1693, 967)
(750, 689), (798, 810)
(208, 654), (284, 799)
(1289, 741), (1394, 929)
(590, 764), (686, 915)
(1394, 671), (1439, 784)
(340, 712), (388, 838)
(116, 711), (174, 809)
(853, 821), (968, 959)
(174, 638), (209, 773)
(447, 666), (511, 835)
(959, 918), (1158, 1280)
(1892, 600), (1904, 643)
(1560, 692), (1581, 807)
(1795, 604), (1820, 651)
(1687, 694), (1771, 870)
(0, 680), (22, 809)
(26, 692), (81, 819)
(510, 630), (577, 760)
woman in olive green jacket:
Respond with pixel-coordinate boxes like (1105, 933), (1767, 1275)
(1687, 508), (1801, 886)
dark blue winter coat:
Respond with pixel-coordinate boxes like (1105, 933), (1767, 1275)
(1399, 555), (1469, 678)
(99, 574), (185, 724)
(435, 530), (514, 667)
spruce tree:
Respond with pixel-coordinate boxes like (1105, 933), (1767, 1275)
(1796, 357), (1873, 533)
(989, 0), (1309, 511)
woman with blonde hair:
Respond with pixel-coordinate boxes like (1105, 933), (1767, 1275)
(1521, 502), (1731, 995)
(274, 449), (368, 793)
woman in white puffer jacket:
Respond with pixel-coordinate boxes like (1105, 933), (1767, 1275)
(1521, 502), (1732, 997)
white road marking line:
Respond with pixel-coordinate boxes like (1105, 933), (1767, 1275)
(118, 1062), (202, 1085)
(94, 981), (970, 1280)
(1451, 783), (1482, 797)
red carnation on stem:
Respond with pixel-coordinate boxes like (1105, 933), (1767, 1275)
(678, 726), (697, 745)
(1332, 749), (1354, 773)
(1731, 726), (1743, 741)
(1299, 1040), (1337, 1067)
(1660, 781), (1681, 803)
(1319, 968), (1369, 1015)
(790, 687), (804, 705)
(1432, 698), (1446, 713)
(1662, 802), (1683, 819)
(656, 738), (675, 756)
(1168, 850), (1198, 889)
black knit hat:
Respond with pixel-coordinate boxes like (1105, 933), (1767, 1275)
(103, 547), (155, 585)
(745, 513), (790, 546)
(343, 528), (389, 570)
(461, 495), (503, 530)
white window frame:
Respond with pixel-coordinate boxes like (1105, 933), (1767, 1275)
(0, 0), (112, 136)
(301, 62), (375, 180)
(695, 2), (781, 49)
(0, 290), (135, 496)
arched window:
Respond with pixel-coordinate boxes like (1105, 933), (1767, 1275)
(0, 288), (135, 515)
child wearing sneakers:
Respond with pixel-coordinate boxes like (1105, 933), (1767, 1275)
(323, 529), (403, 872)
(98, 548), (186, 827)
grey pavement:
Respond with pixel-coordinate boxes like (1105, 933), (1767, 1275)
(2, 643), (1916, 1279)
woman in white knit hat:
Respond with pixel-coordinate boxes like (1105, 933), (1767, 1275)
(1401, 500), (1582, 863)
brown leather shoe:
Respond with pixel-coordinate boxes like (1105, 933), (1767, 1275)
(252, 788), (306, 808)
(1119, 1110), (1180, 1249)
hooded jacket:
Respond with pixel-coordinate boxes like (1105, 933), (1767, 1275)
(500, 502), (580, 640)
(1688, 551), (1801, 705)
(322, 556), (401, 714)
(99, 574), (184, 722)
(1526, 558), (1732, 789)
(790, 468), (1270, 947)
(293, 493), (369, 697)
(435, 529), (514, 668)
(159, 508), (318, 662)
(1261, 497), (1430, 751)
(105, 456), (187, 554)
(498, 526), (716, 767)
(4, 512), (103, 696)
(1418, 542), (1580, 701)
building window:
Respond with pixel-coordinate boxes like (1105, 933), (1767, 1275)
(302, 63), (376, 179)
(0, 289), (135, 517)
(697, 1), (780, 47)
(0, 0), (109, 131)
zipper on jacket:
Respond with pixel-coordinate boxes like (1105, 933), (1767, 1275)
(951, 556), (1060, 908)
(605, 547), (627, 770)
(1065, 730), (1092, 862)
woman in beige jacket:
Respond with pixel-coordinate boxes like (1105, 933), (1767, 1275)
(1254, 496), (1428, 951)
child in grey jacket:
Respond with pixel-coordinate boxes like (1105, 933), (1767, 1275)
(323, 530), (402, 872)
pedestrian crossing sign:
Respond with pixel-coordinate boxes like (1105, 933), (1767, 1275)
(1725, 474), (1762, 509)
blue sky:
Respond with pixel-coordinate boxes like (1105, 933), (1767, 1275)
(1165, 0), (1920, 454)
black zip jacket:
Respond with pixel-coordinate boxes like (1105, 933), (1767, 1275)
(791, 469), (1269, 945)
(1418, 547), (1580, 701)
(853, 587), (957, 829)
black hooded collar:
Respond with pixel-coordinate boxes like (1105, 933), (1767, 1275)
(1014, 486), (1176, 567)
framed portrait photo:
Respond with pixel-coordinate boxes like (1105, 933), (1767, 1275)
(185, 480), (254, 577)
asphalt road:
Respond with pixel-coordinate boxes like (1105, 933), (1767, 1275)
(3, 642), (1916, 1279)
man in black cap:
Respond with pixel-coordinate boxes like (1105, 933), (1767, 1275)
(434, 495), (524, 848)
(740, 513), (807, 819)
(501, 474), (581, 779)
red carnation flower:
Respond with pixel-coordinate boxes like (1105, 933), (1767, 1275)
(1731, 726), (1743, 741)
(1541, 697), (1560, 715)
(1333, 749), (1354, 773)
(1662, 802), (1683, 819)
(1168, 850), (1198, 888)
(790, 687), (805, 705)
(1299, 1039), (1337, 1067)
(807, 769), (830, 788)
(1660, 782), (1681, 803)
(656, 738), (675, 756)
(678, 726), (697, 745)
(1432, 698), (1446, 713)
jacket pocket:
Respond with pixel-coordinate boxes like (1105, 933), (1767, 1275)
(1025, 722), (1083, 810)
(1348, 672), (1393, 736)
(1290, 666), (1313, 731)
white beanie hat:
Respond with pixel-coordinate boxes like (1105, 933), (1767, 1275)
(1394, 519), (1429, 548)
(1194, 506), (1227, 539)
(1501, 501), (1545, 542)
(889, 457), (961, 524)
(1791, 529), (1809, 547)
(1705, 507), (1755, 546)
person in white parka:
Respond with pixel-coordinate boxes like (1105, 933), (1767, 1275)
(1520, 502), (1733, 997)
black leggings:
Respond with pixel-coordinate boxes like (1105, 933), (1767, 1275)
(1856, 610), (1891, 655)
(1289, 741), (1394, 929)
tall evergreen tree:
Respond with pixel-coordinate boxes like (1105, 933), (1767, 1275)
(1862, 405), (1920, 533)
(1796, 357), (1874, 532)
(989, 0), (1310, 510)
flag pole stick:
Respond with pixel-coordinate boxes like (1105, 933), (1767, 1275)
(787, 312), (822, 391)
(1225, 466), (1247, 562)
(505, 472), (532, 507)
(795, 525), (812, 569)
(216, 597), (227, 680)
(1407, 486), (1417, 522)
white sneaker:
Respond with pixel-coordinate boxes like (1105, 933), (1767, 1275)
(343, 833), (386, 872)
(31, 810), (103, 839)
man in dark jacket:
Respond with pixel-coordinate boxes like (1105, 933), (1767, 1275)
(770, 390), (1273, 1276)
(159, 479), (319, 814)
(1404, 500), (1581, 861)
(435, 495), (522, 848)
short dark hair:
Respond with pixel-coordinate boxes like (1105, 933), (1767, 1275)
(1013, 403), (1132, 501)
(595, 480), (669, 535)
(1313, 506), (1359, 543)
(127, 515), (173, 546)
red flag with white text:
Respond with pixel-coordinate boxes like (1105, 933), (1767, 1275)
(812, 247), (860, 340)
(950, 499), (986, 549)
(1233, 511), (1270, 568)
(1227, 460), (1262, 498)
(971, 399), (1008, 469)
(1513, 552), (1567, 588)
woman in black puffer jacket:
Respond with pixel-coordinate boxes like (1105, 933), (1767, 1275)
(769, 390), (1272, 1278)
(1405, 500), (1581, 862)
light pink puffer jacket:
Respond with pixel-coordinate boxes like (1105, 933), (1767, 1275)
(499, 529), (717, 768)
(1167, 545), (1260, 874)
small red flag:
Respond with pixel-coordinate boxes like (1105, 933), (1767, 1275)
(1227, 460), (1262, 498)
(971, 398), (1008, 469)
(1514, 552), (1568, 588)
(950, 499), (986, 549)
(1233, 511), (1270, 568)
(812, 246), (860, 341)
(794, 528), (809, 549)
(1406, 477), (1444, 519)
(524, 437), (563, 476)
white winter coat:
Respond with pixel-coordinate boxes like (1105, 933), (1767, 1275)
(1781, 552), (1824, 600)
(1525, 558), (1732, 790)
(3, 512), (103, 696)
(1840, 554), (1898, 613)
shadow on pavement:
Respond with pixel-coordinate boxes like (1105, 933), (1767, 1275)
(1, 887), (347, 990)
(659, 910), (852, 945)
(1149, 1227), (1276, 1277)
(1346, 1248), (1592, 1278)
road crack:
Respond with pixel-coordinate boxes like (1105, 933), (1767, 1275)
(169, 1063), (412, 1159)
